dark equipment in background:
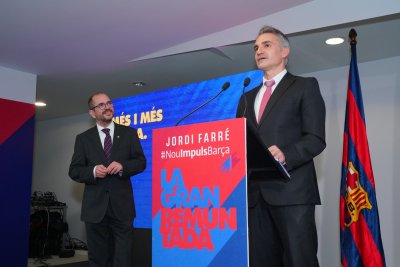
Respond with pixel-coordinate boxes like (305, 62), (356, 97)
(29, 191), (75, 258)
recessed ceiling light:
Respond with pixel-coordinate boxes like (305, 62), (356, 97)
(325, 37), (345, 45)
(129, 81), (146, 87)
(35, 101), (47, 107)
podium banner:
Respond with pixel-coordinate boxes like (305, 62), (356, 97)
(152, 118), (248, 267)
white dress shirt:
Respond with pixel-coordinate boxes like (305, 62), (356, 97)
(254, 69), (287, 122)
(93, 122), (115, 178)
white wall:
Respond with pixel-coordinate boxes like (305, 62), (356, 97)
(0, 65), (36, 102)
(32, 113), (92, 243)
(32, 56), (400, 266)
(312, 56), (400, 267)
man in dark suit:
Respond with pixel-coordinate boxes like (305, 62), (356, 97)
(69, 92), (146, 267)
(236, 26), (326, 267)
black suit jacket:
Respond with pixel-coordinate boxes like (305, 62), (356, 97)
(237, 72), (326, 207)
(69, 123), (146, 223)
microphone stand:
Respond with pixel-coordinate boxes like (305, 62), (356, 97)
(175, 82), (230, 126)
(241, 78), (251, 118)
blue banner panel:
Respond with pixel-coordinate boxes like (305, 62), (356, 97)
(113, 70), (263, 228)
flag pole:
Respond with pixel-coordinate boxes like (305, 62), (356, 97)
(340, 27), (386, 267)
(349, 28), (357, 45)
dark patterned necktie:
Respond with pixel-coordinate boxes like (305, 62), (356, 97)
(102, 128), (112, 164)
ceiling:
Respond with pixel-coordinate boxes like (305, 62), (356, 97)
(1, 1), (399, 121)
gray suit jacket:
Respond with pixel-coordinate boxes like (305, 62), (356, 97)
(69, 123), (146, 223)
(237, 72), (326, 206)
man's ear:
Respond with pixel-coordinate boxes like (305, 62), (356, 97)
(282, 47), (290, 59)
(89, 109), (96, 119)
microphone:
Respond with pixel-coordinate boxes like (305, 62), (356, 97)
(175, 81), (231, 126)
(241, 77), (251, 117)
(243, 77), (251, 87)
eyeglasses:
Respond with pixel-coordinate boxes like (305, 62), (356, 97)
(91, 100), (113, 110)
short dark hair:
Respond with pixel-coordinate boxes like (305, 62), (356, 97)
(88, 92), (108, 109)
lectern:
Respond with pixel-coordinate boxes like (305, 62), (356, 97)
(152, 118), (289, 267)
(246, 122), (290, 181)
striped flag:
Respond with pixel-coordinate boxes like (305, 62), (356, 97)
(340, 33), (386, 267)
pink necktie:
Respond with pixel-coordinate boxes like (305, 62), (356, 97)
(258, 80), (275, 123)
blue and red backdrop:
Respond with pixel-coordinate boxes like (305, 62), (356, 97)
(113, 70), (263, 228)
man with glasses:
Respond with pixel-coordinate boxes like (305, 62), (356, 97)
(69, 92), (146, 267)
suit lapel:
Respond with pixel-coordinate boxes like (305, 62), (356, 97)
(248, 84), (261, 126)
(111, 124), (122, 158)
(258, 73), (296, 126)
(89, 126), (106, 160)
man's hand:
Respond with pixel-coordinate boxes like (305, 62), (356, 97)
(95, 164), (108, 178)
(268, 145), (286, 165)
(107, 161), (123, 175)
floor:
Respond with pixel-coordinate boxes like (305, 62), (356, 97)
(28, 250), (88, 267)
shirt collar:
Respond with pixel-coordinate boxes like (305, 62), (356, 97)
(96, 122), (115, 133)
(262, 69), (287, 88)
